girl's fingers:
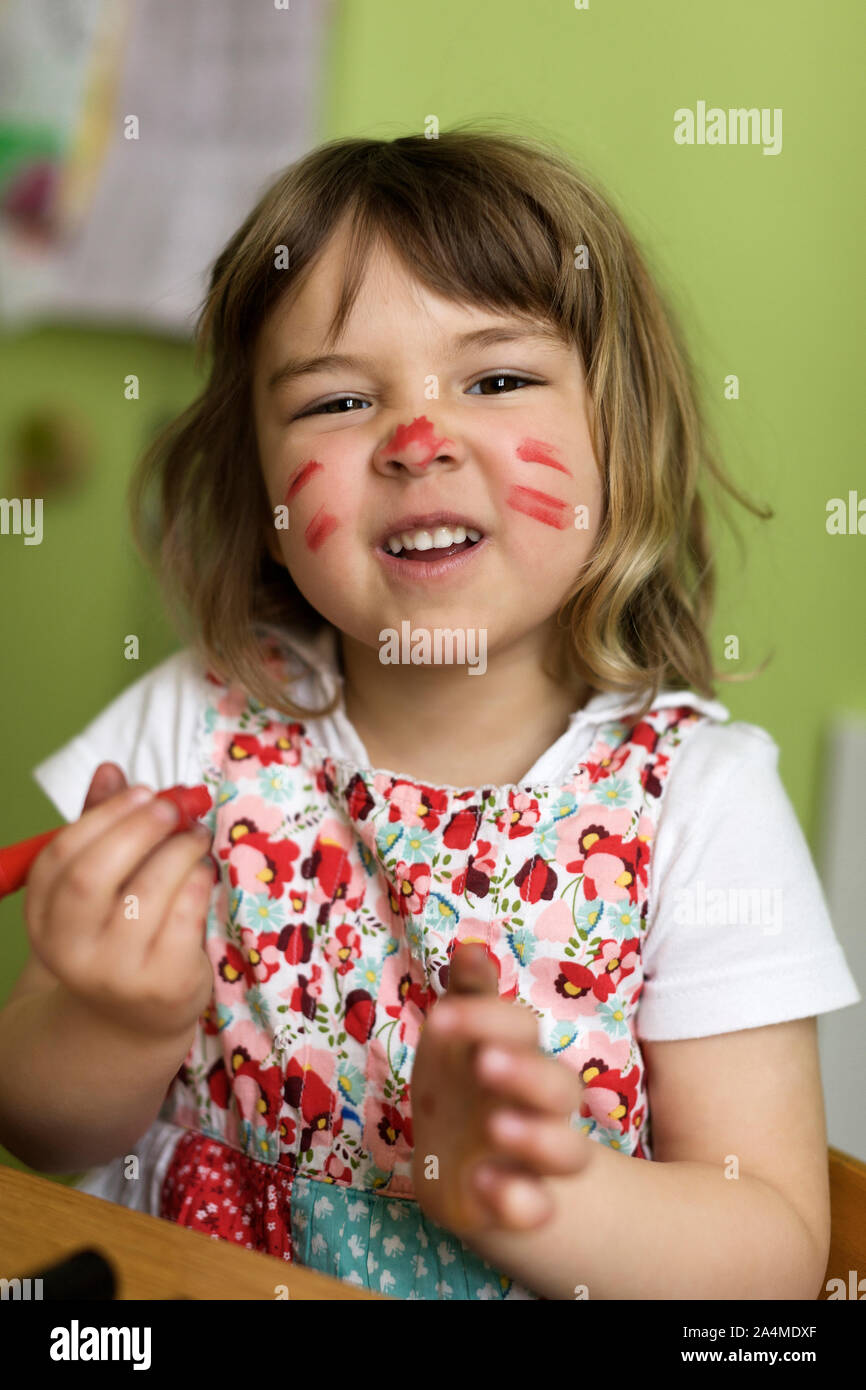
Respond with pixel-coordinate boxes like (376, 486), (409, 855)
(28, 783), (155, 905)
(426, 995), (540, 1049)
(483, 1107), (590, 1177)
(470, 1161), (555, 1231)
(475, 1045), (584, 1116)
(107, 826), (213, 958)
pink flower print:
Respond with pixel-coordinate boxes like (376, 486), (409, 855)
(494, 789), (541, 839)
(390, 860), (431, 918)
(450, 839), (496, 898)
(380, 949), (436, 1053)
(554, 803), (632, 873)
(239, 928), (282, 985)
(529, 956), (614, 1019)
(279, 961), (324, 1022)
(642, 751), (671, 799)
(323, 1153), (353, 1184)
(216, 794), (284, 852)
(583, 740), (630, 785)
(593, 936), (640, 992)
(363, 1041), (414, 1171)
(534, 899), (575, 942)
(323, 922), (362, 977)
(386, 780), (449, 831)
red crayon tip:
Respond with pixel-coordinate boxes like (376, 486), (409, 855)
(0, 783), (213, 900)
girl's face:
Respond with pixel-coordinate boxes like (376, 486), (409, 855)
(252, 221), (603, 665)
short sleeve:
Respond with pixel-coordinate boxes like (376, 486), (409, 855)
(31, 649), (211, 823)
(637, 719), (863, 1040)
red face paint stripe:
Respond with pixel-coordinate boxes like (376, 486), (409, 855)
(285, 459), (323, 502)
(516, 438), (571, 476)
(384, 416), (451, 469)
(305, 507), (340, 551)
(506, 484), (571, 530)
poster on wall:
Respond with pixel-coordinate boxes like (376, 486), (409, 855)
(0, 0), (332, 336)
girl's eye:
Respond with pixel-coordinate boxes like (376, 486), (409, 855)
(297, 396), (371, 418)
(467, 373), (537, 395)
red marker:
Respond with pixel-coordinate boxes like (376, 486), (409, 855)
(0, 783), (213, 900)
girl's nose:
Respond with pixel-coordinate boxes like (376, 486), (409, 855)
(374, 414), (456, 474)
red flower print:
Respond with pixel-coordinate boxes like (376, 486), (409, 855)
(558, 959), (613, 1004)
(238, 928), (281, 985)
(450, 839), (496, 898)
(277, 921), (313, 965)
(578, 1059), (640, 1136)
(513, 854), (558, 903)
(642, 751), (670, 799)
(283, 1055), (341, 1153)
(323, 922), (362, 976)
(377, 1103), (412, 1151)
(219, 826), (300, 899)
(217, 941), (257, 990)
(344, 773), (375, 821)
(344, 987), (376, 1044)
(230, 1049), (285, 1130)
(391, 860), (430, 917)
(594, 936), (640, 990)
(386, 780), (449, 831)
(301, 830), (365, 911)
(583, 743), (630, 784)
(627, 719), (660, 756)
(494, 790), (541, 839)
(287, 962), (324, 1021)
(207, 1058), (231, 1109)
(324, 1153), (353, 1184)
(442, 804), (483, 850)
(582, 834), (649, 905)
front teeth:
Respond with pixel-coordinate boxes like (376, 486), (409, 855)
(385, 524), (481, 554)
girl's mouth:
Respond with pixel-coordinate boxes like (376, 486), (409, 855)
(379, 522), (483, 561)
(375, 531), (488, 582)
(386, 536), (479, 562)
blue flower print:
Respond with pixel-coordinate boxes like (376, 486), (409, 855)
(256, 764), (294, 802)
(596, 995), (631, 1040)
(592, 774), (632, 808)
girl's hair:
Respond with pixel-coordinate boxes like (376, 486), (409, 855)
(128, 124), (772, 722)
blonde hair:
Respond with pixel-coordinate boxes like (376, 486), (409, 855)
(128, 125), (772, 721)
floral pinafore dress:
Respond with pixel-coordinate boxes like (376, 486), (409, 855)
(154, 660), (712, 1298)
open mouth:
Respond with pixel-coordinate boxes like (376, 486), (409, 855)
(380, 524), (483, 562)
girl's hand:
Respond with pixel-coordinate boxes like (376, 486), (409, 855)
(410, 943), (590, 1239)
(24, 761), (215, 1042)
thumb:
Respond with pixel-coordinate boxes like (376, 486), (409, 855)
(81, 761), (129, 814)
(446, 942), (499, 997)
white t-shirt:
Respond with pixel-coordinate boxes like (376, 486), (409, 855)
(32, 625), (861, 1042)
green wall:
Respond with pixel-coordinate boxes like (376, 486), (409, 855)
(1, 0), (862, 1178)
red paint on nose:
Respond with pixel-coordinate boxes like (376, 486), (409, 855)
(384, 416), (451, 469)
(305, 507), (340, 551)
(507, 484), (570, 530)
(516, 438), (571, 476)
(285, 459), (323, 502)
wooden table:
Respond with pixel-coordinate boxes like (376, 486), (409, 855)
(0, 1165), (386, 1299)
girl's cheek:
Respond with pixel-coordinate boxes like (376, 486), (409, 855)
(503, 436), (576, 534)
(282, 458), (342, 553)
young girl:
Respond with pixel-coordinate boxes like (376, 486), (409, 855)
(4, 129), (859, 1300)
